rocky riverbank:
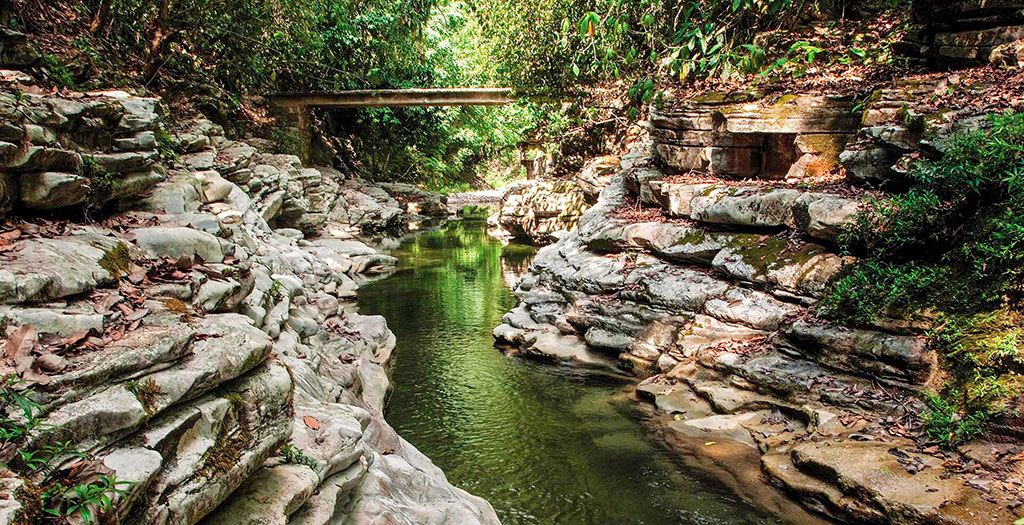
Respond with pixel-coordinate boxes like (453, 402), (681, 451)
(488, 156), (622, 245)
(0, 79), (496, 524)
(494, 73), (1024, 523)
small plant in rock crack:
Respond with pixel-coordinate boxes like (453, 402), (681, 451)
(41, 475), (132, 523)
(124, 379), (162, 415)
(268, 280), (286, 302)
(0, 374), (42, 445)
(17, 442), (89, 475)
(279, 444), (318, 470)
(155, 126), (180, 161)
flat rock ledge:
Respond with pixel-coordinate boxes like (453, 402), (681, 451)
(0, 87), (496, 524)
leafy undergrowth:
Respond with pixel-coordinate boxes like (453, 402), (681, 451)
(0, 375), (131, 523)
(820, 113), (1024, 446)
(668, 3), (918, 102)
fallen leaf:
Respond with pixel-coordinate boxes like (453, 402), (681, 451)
(60, 331), (92, 350)
(35, 352), (68, 373)
(3, 326), (35, 364)
(126, 308), (150, 322)
(303, 415), (321, 430)
(127, 266), (147, 284)
(93, 292), (121, 314)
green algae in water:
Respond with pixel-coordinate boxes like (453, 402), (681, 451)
(357, 220), (782, 525)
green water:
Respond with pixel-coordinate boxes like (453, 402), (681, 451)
(357, 220), (780, 525)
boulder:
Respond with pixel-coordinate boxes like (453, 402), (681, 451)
(132, 226), (226, 263)
(0, 231), (121, 304)
(0, 28), (40, 67)
(18, 172), (88, 209)
(577, 155), (621, 202)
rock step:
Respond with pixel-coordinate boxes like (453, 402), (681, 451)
(576, 220), (848, 303)
(0, 228), (125, 304)
(516, 244), (932, 396)
(120, 361), (293, 524)
(693, 347), (916, 413)
(764, 440), (1017, 524)
(21, 311), (274, 457)
(200, 402), (371, 525)
(645, 182), (860, 242)
(0, 90), (164, 215)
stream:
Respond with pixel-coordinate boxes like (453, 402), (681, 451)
(357, 220), (782, 525)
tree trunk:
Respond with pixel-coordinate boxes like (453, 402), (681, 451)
(143, 0), (177, 82)
(90, 0), (114, 34)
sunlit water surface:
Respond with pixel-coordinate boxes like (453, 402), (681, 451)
(357, 220), (780, 525)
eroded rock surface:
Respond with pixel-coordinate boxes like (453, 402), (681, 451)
(0, 88), (496, 524)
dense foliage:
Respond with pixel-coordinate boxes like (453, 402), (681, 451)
(821, 113), (1024, 443)
(17, 0), (909, 188)
(14, 0), (532, 189)
(476, 0), (907, 102)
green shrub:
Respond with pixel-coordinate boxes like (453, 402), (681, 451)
(41, 54), (77, 89)
(922, 392), (991, 446)
(821, 112), (1024, 444)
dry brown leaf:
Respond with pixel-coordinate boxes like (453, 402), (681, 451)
(35, 352), (68, 374)
(93, 292), (121, 314)
(126, 308), (150, 322)
(60, 331), (92, 349)
(303, 415), (321, 430)
(4, 326), (35, 364)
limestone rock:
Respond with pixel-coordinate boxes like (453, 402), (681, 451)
(18, 171), (88, 209)
(577, 155), (621, 202)
(132, 226), (226, 263)
(494, 178), (589, 245)
(650, 93), (859, 178)
(766, 440), (1016, 523)
(0, 230), (120, 304)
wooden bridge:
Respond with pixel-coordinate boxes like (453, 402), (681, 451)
(268, 88), (515, 162)
(268, 88), (515, 108)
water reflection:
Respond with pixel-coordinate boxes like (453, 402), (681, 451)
(357, 220), (779, 525)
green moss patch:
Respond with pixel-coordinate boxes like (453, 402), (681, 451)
(98, 242), (132, 279)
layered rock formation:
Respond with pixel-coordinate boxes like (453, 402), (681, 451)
(495, 89), (1023, 523)
(649, 93), (858, 180)
(0, 86), (495, 524)
(490, 178), (589, 245)
(900, 0), (1024, 66)
(491, 154), (629, 245)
